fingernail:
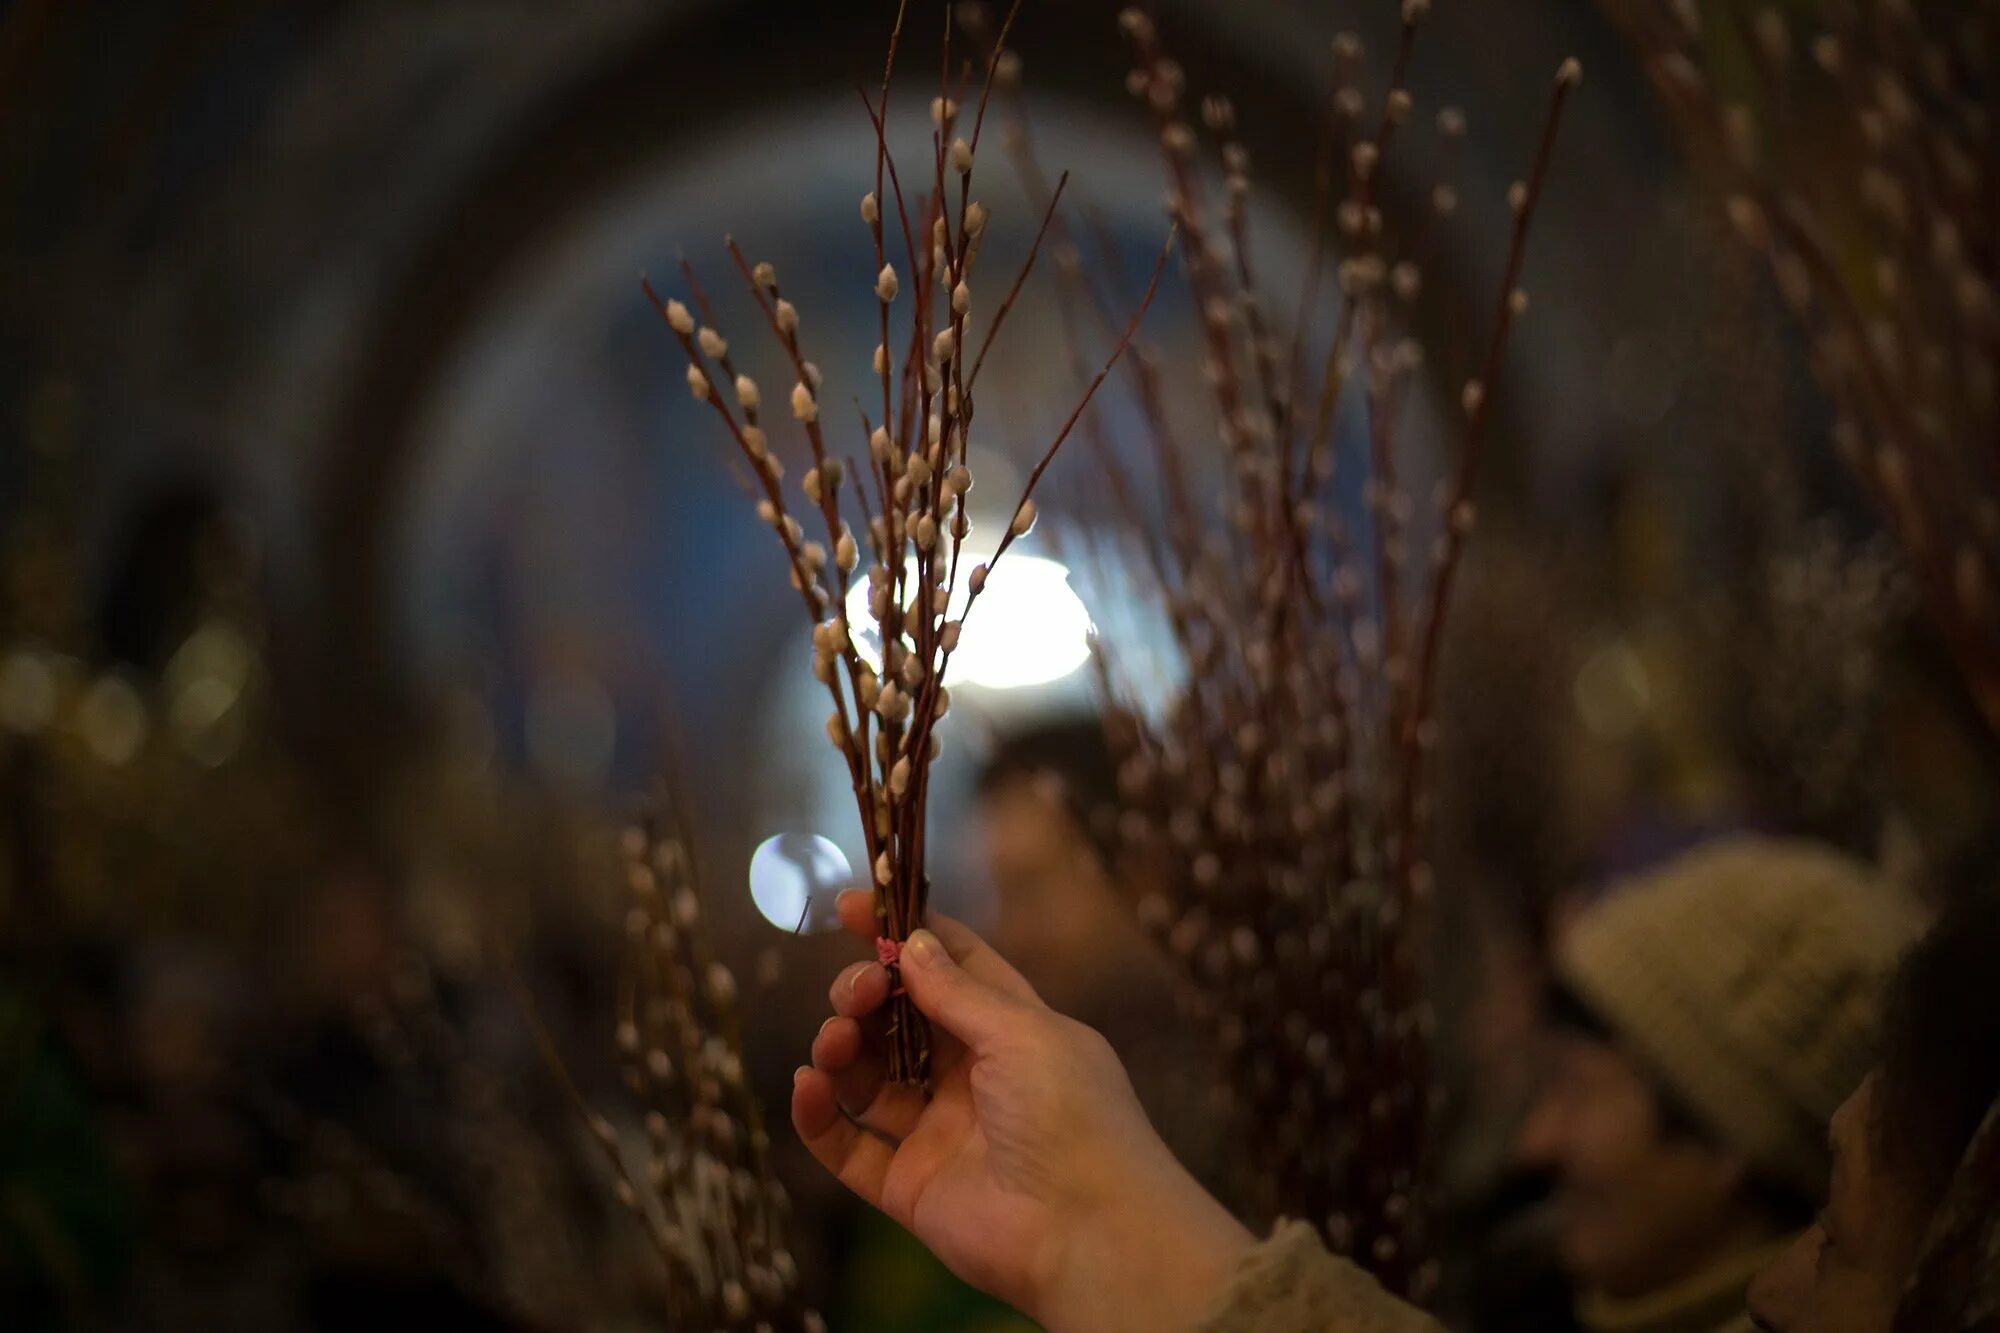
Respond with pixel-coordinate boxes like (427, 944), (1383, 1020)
(817, 1016), (839, 1038)
(906, 929), (941, 965)
(793, 1065), (811, 1085)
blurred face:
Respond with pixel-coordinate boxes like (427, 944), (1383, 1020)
(1518, 1032), (1752, 1296)
(975, 779), (1117, 968)
(1746, 1077), (1929, 1333)
(973, 776), (1169, 1014)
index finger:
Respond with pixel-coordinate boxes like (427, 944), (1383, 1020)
(836, 888), (884, 941)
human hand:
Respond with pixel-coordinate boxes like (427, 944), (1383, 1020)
(791, 891), (1253, 1332)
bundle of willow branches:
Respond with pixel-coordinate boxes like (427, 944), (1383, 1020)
(646, 1), (1164, 1086)
(969, 0), (1577, 1297)
(564, 810), (821, 1331)
(1607, 0), (1999, 735)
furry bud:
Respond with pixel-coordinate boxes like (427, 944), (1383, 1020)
(791, 382), (818, 422)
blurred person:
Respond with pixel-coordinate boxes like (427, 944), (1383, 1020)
(790, 871), (1994, 1332)
(968, 719), (1194, 1079)
(974, 716), (1241, 1185)
(971, 717), (1136, 1010)
(1517, 838), (1922, 1332)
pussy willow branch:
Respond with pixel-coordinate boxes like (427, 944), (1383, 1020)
(977, 0), (1576, 1296)
(1603, 0), (2000, 735)
(652, 4), (1166, 1084)
(510, 811), (820, 1330)
(1397, 63), (1577, 881)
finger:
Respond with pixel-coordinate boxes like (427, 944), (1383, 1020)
(792, 1066), (894, 1207)
(812, 1015), (884, 1117)
(837, 888), (879, 941)
(812, 1014), (866, 1069)
(829, 960), (891, 1019)
(898, 927), (1033, 1050)
(803, 1030), (926, 1151)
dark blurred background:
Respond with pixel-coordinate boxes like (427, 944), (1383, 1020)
(4, 1), (1995, 1329)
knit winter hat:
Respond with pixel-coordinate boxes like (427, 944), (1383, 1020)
(1557, 836), (1924, 1196)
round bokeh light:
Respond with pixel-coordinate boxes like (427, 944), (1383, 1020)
(748, 831), (853, 933)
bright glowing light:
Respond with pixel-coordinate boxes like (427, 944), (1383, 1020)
(843, 549), (1093, 690)
(748, 832), (852, 932)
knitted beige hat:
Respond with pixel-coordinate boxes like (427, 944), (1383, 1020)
(1557, 836), (1925, 1195)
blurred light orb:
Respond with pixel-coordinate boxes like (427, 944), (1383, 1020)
(0, 649), (58, 735)
(170, 676), (245, 767)
(748, 832), (851, 933)
(1573, 639), (1653, 739)
(164, 620), (255, 767)
(165, 621), (254, 704)
(843, 550), (1093, 691)
(77, 674), (148, 766)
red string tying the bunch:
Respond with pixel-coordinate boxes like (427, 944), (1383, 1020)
(876, 940), (908, 992)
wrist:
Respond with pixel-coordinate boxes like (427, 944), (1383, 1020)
(1029, 1152), (1256, 1333)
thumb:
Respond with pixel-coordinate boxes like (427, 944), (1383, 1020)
(898, 928), (1022, 1049)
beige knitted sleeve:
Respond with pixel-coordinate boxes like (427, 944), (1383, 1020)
(1193, 1220), (1447, 1333)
